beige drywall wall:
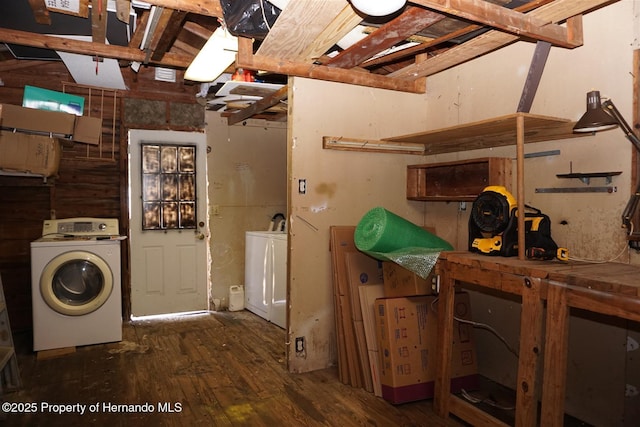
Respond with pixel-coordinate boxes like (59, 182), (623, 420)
(420, 2), (638, 425)
(287, 77), (432, 373)
(206, 112), (287, 308)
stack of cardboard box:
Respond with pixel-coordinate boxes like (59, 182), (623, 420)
(0, 103), (102, 177)
(374, 262), (478, 404)
(329, 226), (478, 404)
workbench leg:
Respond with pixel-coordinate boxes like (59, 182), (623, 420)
(434, 269), (456, 418)
(540, 284), (569, 426)
(515, 277), (544, 427)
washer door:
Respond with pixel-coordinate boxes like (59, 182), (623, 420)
(40, 250), (114, 316)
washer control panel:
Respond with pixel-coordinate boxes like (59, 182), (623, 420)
(42, 218), (120, 237)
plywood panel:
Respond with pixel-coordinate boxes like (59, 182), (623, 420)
(287, 77), (431, 373)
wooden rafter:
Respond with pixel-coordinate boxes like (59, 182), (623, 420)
(90, 0), (108, 44)
(182, 21), (216, 40)
(324, 6), (445, 69)
(149, 9), (188, 62)
(129, 9), (149, 49)
(142, 0), (222, 17)
(390, 0), (613, 80)
(227, 86), (289, 126)
(0, 28), (193, 68)
(411, 0), (582, 48)
(237, 37), (424, 94)
(362, 0), (556, 68)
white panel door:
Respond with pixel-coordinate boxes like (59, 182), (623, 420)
(128, 130), (209, 317)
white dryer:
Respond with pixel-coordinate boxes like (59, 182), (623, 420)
(30, 218), (124, 351)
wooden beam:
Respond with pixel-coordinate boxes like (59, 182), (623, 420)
(299, 5), (363, 62)
(364, 0), (555, 68)
(0, 28), (193, 68)
(325, 7), (445, 69)
(149, 9), (188, 62)
(411, 0), (581, 48)
(392, 0), (616, 80)
(140, 0), (223, 17)
(182, 21), (215, 40)
(227, 86), (289, 126)
(129, 9), (149, 48)
(237, 50), (424, 94)
(91, 0), (108, 44)
(27, 0), (51, 25)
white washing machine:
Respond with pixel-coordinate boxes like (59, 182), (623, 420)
(30, 218), (124, 352)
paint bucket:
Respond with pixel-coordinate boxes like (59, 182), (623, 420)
(229, 285), (245, 312)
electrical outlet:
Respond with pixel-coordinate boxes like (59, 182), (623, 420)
(295, 336), (306, 357)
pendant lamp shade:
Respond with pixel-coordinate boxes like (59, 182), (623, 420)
(350, 0), (406, 17)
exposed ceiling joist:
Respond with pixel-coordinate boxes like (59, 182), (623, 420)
(411, 0), (581, 48)
(0, 27), (192, 67)
(142, 0), (222, 17)
(238, 37), (424, 93)
(90, 0), (108, 44)
(361, 0), (556, 68)
(149, 8), (187, 62)
(0, 0), (620, 123)
(389, 0), (609, 80)
(227, 85), (289, 125)
(324, 6), (445, 69)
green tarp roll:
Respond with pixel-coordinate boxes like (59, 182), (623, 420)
(354, 207), (453, 279)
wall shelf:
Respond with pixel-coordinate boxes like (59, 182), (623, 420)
(407, 157), (512, 201)
(385, 113), (583, 155)
(556, 171), (622, 185)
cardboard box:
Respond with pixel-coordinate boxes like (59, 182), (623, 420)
(382, 261), (434, 297)
(73, 116), (102, 145)
(23, 85), (84, 115)
(375, 293), (478, 404)
(1, 103), (75, 136)
(0, 130), (61, 177)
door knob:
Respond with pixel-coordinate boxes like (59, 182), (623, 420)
(196, 233), (205, 240)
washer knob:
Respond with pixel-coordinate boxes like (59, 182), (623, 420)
(98, 223), (107, 231)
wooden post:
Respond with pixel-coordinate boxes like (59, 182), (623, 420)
(540, 283), (569, 426)
(515, 276), (543, 427)
(433, 261), (456, 418)
(516, 114), (526, 260)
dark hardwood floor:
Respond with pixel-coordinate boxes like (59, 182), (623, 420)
(2, 310), (463, 426)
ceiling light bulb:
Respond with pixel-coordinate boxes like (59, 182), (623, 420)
(350, 0), (406, 17)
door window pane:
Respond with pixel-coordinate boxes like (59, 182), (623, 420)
(141, 143), (197, 230)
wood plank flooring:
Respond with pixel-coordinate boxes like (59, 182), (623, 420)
(1, 310), (463, 426)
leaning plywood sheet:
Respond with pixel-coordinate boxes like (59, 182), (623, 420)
(329, 226), (363, 387)
(345, 252), (383, 393)
(359, 284), (385, 397)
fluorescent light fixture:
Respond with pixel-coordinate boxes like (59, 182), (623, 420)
(185, 28), (238, 82)
(323, 136), (425, 155)
(350, 0), (406, 17)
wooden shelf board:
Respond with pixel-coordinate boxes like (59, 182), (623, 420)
(385, 113), (586, 155)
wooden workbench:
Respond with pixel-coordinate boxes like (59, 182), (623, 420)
(434, 251), (640, 427)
